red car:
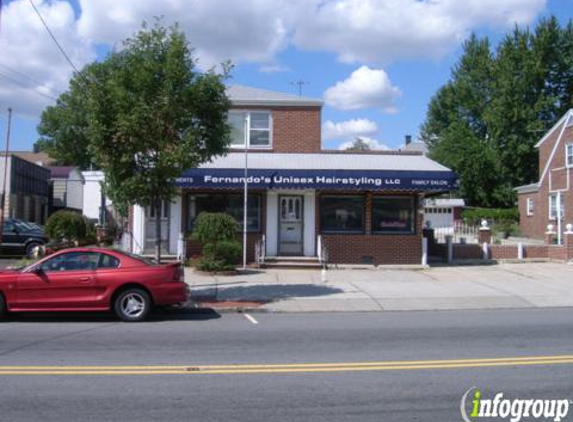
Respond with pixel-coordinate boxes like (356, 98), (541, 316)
(0, 248), (189, 322)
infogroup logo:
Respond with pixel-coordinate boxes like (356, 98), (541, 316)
(460, 387), (570, 422)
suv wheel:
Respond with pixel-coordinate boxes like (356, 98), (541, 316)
(114, 288), (151, 322)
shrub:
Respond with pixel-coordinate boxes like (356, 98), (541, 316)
(192, 212), (238, 244)
(45, 210), (89, 244)
(461, 208), (519, 226)
(192, 213), (242, 272)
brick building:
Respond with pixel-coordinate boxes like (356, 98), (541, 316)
(516, 109), (573, 242)
(131, 85), (458, 265)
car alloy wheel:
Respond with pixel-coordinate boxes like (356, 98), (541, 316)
(114, 289), (151, 322)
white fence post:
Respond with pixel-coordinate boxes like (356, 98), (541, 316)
(518, 242), (524, 260)
(422, 237), (428, 266)
(177, 232), (186, 262)
(482, 242), (489, 260)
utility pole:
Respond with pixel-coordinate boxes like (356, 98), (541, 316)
(0, 107), (13, 246)
(290, 80), (309, 96)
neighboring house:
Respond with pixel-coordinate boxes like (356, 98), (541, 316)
(82, 170), (116, 226)
(12, 151), (57, 167)
(516, 109), (573, 241)
(423, 198), (465, 229)
(0, 154), (50, 224)
(49, 166), (84, 212)
(130, 84), (458, 264)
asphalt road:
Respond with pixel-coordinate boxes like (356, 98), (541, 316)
(1, 308), (573, 421)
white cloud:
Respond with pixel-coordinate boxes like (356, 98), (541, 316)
(338, 136), (390, 151)
(77, 0), (297, 69)
(324, 66), (401, 112)
(0, 0), (95, 118)
(322, 118), (378, 140)
(294, 0), (546, 64)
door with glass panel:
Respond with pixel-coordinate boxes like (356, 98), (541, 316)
(279, 196), (304, 255)
(144, 201), (170, 254)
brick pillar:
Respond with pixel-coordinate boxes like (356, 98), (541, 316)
(478, 228), (492, 245)
(365, 192), (372, 235)
(545, 224), (556, 245)
(565, 225), (573, 261)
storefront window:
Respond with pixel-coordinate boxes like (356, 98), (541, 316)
(372, 197), (415, 234)
(320, 196), (364, 233)
(187, 194), (261, 232)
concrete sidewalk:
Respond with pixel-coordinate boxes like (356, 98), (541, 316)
(185, 262), (573, 312)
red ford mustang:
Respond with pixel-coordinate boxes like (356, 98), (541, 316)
(0, 248), (189, 322)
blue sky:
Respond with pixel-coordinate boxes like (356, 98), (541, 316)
(0, 0), (571, 153)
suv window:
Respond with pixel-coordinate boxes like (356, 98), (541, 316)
(98, 253), (120, 269)
(40, 252), (100, 272)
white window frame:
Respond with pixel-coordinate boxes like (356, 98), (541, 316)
(548, 193), (564, 220)
(526, 198), (534, 216)
(228, 110), (272, 150)
(566, 143), (573, 168)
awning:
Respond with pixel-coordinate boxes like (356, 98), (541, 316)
(176, 153), (458, 192)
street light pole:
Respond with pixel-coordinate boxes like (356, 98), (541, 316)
(0, 107), (13, 245)
(242, 115), (248, 270)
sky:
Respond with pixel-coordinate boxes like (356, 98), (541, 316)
(0, 0), (571, 153)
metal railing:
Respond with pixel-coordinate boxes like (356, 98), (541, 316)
(433, 222), (479, 244)
(255, 235), (266, 266)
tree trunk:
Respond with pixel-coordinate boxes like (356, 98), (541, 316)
(155, 198), (162, 264)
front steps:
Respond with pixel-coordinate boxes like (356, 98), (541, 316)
(261, 256), (324, 269)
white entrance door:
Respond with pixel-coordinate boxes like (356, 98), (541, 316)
(279, 195), (303, 255)
(144, 201), (170, 254)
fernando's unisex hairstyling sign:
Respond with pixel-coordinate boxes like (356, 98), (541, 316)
(176, 168), (459, 191)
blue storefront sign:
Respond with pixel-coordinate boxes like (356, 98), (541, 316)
(176, 168), (458, 191)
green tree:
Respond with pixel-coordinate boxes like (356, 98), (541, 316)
(421, 17), (573, 207)
(345, 137), (371, 152)
(39, 20), (232, 262)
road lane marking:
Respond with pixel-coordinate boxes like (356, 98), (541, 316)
(2, 355), (573, 375)
(243, 313), (258, 324)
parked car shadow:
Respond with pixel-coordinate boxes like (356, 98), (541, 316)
(2, 307), (221, 323)
(191, 283), (344, 302)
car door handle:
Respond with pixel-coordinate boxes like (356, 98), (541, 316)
(79, 277), (92, 283)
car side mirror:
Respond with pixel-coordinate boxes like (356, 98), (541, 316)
(31, 266), (44, 275)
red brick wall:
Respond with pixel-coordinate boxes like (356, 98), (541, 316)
(490, 245), (518, 260)
(524, 245), (549, 259)
(548, 245), (567, 261)
(322, 234), (422, 265)
(231, 106), (321, 153)
(453, 244), (483, 260)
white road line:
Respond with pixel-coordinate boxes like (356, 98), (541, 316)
(243, 313), (259, 325)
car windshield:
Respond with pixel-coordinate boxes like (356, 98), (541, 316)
(12, 220), (33, 231)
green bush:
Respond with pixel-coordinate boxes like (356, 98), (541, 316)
(45, 210), (90, 244)
(192, 212), (238, 244)
(191, 213), (242, 272)
(461, 208), (519, 226)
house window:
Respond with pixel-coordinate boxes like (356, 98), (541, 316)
(228, 111), (271, 149)
(320, 195), (364, 233)
(526, 198), (534, 216)
(566, 144), (573, 167)
(548, 193), (564, 220)
(372, 197), (416, 234)
(186, 193), (261, 232)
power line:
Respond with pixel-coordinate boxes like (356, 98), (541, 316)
(0, 71), (58, 101)
(28, 0), (80, 74)
(0, 63), (61, 98)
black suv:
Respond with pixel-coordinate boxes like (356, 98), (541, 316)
(1, 218), (49, 258)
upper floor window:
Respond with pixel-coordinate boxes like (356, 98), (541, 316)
(526, 198), (534, 216)
(566, 144), (573, 167)
(228, 111), (272, 149)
